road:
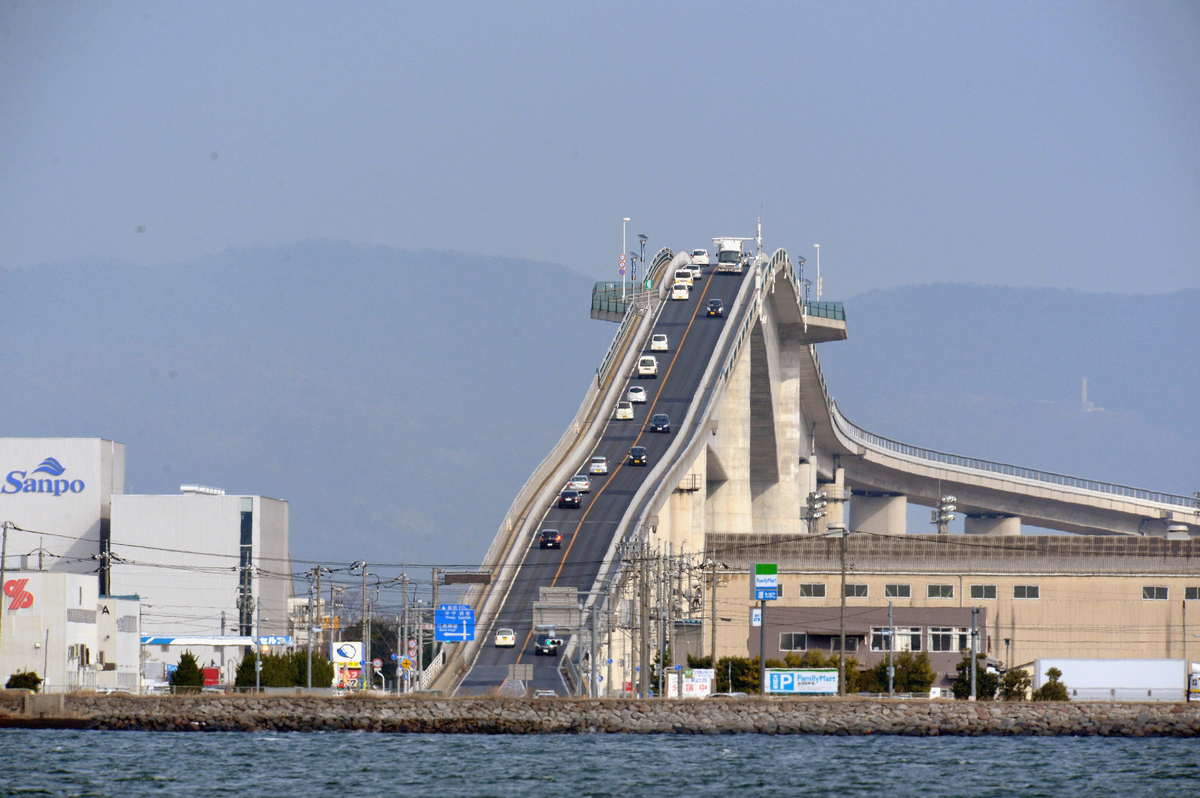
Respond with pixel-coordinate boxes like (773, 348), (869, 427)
(457, 261), (751, 695)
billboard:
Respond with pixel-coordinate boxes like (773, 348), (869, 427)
(766, 668), (839, 695)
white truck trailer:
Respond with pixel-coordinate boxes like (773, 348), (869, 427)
(1033, 658), (1192, 702)
(713, 237), (751, 274)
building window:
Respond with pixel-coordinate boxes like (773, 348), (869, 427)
(798, 583), (826, 598)
(970, 585), (997, 600)
(903, 627), (923, 652)
(927, 584), (954, 599)
(831, 637), (859, 652)
(776, 583), (785, 598)
(844, 583), (868, 598)
(929, 627), (953, 652)
(1187, 587), (1200, 601)
(1013, 585), (1040, 599)
(779, 632), (807, 652)
(884, 584), (911, 598)
(1142, 586), (1168, 601)
(871, 627), (893, 652)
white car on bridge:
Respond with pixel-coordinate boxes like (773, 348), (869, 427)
(589, 455), (608, 474)
(673, 270), (693, 287)
(670, 283), (690, 301)
(615, 400), (634, 419)
(637, 356), (659, 377)
(691, 249), (710, 265)
(627, 385), (647, 403)
(650, 334), (668, 351)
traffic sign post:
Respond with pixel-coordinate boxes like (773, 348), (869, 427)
(434, 604), (475, 642)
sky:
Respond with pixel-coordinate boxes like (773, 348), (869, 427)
(2, 1), (1198, 298)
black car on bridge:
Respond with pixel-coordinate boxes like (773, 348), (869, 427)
(707, 298), (724, 317)
(557, 489), (581, 509)
(539, 529), (563, 549)
(649, 413), (670, 433)
(628, 446), (648, 466)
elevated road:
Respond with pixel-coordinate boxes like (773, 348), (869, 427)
(458, 263), (752, 695)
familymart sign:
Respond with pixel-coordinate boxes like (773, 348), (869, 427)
(754, 563), (777, 601)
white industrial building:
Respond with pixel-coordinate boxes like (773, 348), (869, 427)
(1, 438), (292, 690)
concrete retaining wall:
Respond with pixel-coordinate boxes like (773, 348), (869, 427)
(3, 693), (1199, 736)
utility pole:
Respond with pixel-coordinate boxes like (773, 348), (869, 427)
(639, 539), (650, 699)
(970, 606), (978, 702)
(306, 571), (314, 690)
(709, 559), (718, 668)
(220, 610), (226, 677)
(417, 601), (425, 686)
(888, 601), (895, 697)
(361, 562), (368, 692)
(657, 544), (665, 698)
(254, 597), (262, 693)
(576, 600), (585, 697)
(590, 596), (598, 698)
(0, 521), (9, 666)
(758, 597), (767, 698)
(606, 582), (614, 698)
(401, 571), (409, 694)
(836, 523), (847, 696)
(933, 495), (957, 535)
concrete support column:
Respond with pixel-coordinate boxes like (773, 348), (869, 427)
(964, 514), (1021, 536)
(848, 493), (907, 535)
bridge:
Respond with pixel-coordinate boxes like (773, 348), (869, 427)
(435, 233), (1199, 697)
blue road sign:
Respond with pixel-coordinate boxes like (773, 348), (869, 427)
(755, 586), (778, 600)
(434, 604), (475, 642)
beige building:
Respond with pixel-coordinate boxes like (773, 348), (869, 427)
(704, 533), (1200, 679)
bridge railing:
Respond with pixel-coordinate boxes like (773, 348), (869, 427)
(830, 401), (1197, 508)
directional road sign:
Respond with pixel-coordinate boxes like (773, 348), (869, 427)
(434, 604), (476, 642)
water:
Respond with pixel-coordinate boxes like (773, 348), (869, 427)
(2, 730), (1198, 797)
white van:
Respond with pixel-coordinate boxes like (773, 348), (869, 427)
(650, 334), (668, 351)
(637, 356), (658, 378)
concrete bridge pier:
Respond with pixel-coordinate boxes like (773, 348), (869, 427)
(848, 492), (908, 535)
(965, 514), (1022, 536)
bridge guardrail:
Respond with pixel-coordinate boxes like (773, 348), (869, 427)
(830, 401), (1197, 508)
(439, 248), (675, 692)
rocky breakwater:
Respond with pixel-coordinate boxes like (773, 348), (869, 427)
(3, 694), (1193, 736)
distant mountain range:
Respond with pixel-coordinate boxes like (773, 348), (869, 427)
(3, 244), (1195, 566)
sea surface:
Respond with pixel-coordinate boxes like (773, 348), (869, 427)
(2, 730), (1198, 797)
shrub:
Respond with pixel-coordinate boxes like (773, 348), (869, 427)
(870, 650), (936, 694)
(951, 653), (998, 700)
(5, 670), (42, 692)
(170, 651), (204, 692)
(1032, 667), (1070, 701)
(999, 669), (1031, 701)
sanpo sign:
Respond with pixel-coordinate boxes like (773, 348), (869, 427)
(2, 457), (86, 496)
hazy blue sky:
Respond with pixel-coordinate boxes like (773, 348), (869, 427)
(3, 1), (1197, 296)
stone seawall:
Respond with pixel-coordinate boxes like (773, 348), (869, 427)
(3, 694), (1200, 736)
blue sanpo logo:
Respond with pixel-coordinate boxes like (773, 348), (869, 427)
(2, 457), (85, 496)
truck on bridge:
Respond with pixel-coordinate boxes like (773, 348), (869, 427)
(712, 237), (751, 274)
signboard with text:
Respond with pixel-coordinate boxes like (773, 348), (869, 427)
(434, 604), (475, 642)
(767, 668), (838, 695)
(754, 563), (778, 601)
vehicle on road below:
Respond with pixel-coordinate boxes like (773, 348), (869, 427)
(539, 529), (562, 549)
(691, 249), (710, 265)
(670, 283), (690, 301)
(627, 385), (647, 403)
(649, 413), (671, 433)
(557, 489), (581, 509)
(637, 356), (659, 378)
(589, 455), (608, 474)
(707, 298), (724, 317)
(650, 334), (668, 351)
(567, 474), (590, 493)
(494, 628), (516, 647)
(534, 689), (557, 698)
(628, 446), (648, 466)
(534, 634), (562, 656)
(615, 400), (634, 420)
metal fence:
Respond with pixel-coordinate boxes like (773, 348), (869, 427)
(804, 301), (846, 321)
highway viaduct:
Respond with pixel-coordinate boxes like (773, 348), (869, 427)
(434, 234), (1198, 697)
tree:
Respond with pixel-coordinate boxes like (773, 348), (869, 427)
(171, 650), (204, 692)
(951, 653), (998, 700)
(714, 656), (760, 693)
(998, 669), (1031, 701)
(869, 650), (936, 694)
(5, 670), (42, 692)
(293, 651), (335, 689)
(235, 650), (301, 689)
(1032, 667), (1070, 701)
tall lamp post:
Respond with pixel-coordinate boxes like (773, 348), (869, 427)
(637, 234), (648, 295)
(813, 244), (821, 301)
(622, 217), (631, 301)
